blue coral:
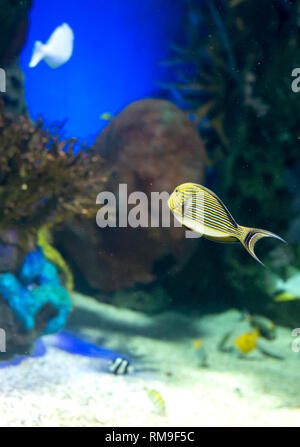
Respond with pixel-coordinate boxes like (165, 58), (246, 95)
(0, 249), (72, 334)
(19, 249), (45, 285)
(31, 284), (71, 334)
(19, 248), (60, 287)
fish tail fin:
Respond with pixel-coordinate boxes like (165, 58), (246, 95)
(29, 41), (45, 68)
(238, 226), (286, 266)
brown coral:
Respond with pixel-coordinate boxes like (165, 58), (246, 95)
(56, 99), (206, 292)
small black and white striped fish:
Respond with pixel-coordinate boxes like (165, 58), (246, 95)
(168, 183), (285, 265)
(109, 357), (130, 375)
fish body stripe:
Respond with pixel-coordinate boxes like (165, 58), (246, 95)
(109, 357), (130, 375)
(173, 204), (236, 235)
(185, 204), (239, 233)
(183, 207), (238, 235)
(188, 198), (234, 222)
(182, 213), (239, 237)
(178, 186), (238, 227)
(173, 189), (240, 238)
(243, 230), (254, 246)
(239, 226), (251, 242)
(200, 215), (239, 235)
(177, 189), (240, 236)
(181, 197), (234, 224)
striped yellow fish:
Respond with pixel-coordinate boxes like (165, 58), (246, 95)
(144, 388), (166, 416)
(168, 183), (285, 265)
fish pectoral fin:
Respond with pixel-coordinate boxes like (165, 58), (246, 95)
(185, 228), (203, 239)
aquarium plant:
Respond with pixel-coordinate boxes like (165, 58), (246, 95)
(163, 0), (300, 317)
(0, 101), (109, 354)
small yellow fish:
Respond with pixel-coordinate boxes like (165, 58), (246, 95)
(193, 339), (204, 349)
(274, 292), (295, 302)
(144, 388), (166, 416)
(99, 112), (114, 121)
(168, 183), (285, 265)
(192, 339), (209, 367)
(235, 329), (259, 355)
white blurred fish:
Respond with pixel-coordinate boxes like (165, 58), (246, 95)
(29, 23), (74, 69)
(272, 267), (300, 301)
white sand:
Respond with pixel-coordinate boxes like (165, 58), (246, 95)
(0, 291), (299, 427)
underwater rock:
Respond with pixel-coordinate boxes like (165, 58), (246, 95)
(55, 99), (206, 294)
(0, 1), (32, 67)
(0, 1), (32, 116)
(0, 244), (18, 272)
(95, 99), (206, 194)
(0, 229), (35, 274)
(2, 60), (27, 116)
(0, 297), (56, 358)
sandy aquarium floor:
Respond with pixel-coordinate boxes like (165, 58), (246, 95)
(0, 291), (300, 427)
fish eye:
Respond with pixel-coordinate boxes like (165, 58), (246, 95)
(175, 188), (179, 193)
